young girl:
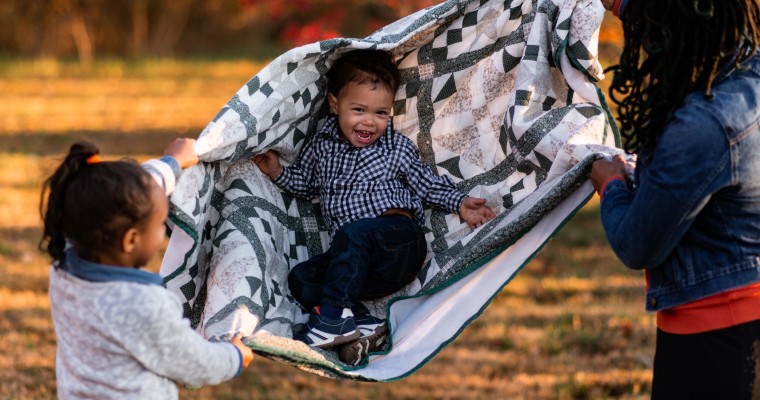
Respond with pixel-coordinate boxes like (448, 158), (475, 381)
(41, 139), (253, 399)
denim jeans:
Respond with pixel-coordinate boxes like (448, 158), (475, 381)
(288, 214), (427, 310)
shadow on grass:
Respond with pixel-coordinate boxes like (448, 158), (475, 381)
(1, 128), (207, 156)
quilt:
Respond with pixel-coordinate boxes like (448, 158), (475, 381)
(160, 0), (621, 381)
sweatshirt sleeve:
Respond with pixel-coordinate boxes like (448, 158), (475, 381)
(142, 156), (182, 196)
(100, 285), (242, 386)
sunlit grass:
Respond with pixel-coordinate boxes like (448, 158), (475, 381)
(0, 58), (266, 138)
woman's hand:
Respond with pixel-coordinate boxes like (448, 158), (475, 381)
(591, 154), (629, 194)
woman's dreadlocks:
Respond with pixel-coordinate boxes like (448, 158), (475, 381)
(609, 0), (760, 153)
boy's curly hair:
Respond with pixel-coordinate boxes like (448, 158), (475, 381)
(326, 49), (400, 96)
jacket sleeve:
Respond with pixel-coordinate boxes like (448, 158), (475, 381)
(599, 106), (732, 269)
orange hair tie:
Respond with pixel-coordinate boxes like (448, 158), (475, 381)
(86, 154), (102, 164)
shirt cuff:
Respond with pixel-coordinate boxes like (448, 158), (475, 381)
(233, 344), (244, 377)
(599, 175), (626, 199)
(142, 158), (176, 195)
(451, 192), (468, 214)
(271, 167), (289, 186)
(159, 156), (182, 181)
(612, 0), (627, 17)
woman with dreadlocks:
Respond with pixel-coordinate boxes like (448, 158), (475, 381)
(592, 0), (760, 397)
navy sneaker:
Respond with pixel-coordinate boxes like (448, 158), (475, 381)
(354, 313), (387, 338)
(293, 307), (360, 348)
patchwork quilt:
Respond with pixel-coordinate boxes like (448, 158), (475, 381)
(160, 0), (621, 381)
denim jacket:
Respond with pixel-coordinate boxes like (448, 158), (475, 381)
(600, 52), (760, 311)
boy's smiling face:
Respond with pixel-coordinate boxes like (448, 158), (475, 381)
(328, 81), (394, 148)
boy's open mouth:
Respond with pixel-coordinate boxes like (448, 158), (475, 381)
(355, 129), (374, 144)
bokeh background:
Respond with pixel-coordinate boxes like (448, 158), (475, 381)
(0, 1), (650, 399)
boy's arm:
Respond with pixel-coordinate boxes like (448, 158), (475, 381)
(401, 143), (466, 213)
(401, 142), (494, 227)
(142, 138), (199, 196)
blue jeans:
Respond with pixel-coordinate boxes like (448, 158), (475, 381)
(288, 214), (426, 310)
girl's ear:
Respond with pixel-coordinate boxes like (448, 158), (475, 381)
(121, 227), (140, 254)
(327, 93), (338, 114)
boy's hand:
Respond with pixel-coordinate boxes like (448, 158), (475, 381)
(164, 138), (199, 169)
(253, 150), (282, 180)
(459, 197), (496, 229)
(230, 337), (254, 368)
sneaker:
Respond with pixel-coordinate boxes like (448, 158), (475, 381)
(339, 323), (389, 366)
(293, 307), (360, 348)
(354, 313), (387, 338)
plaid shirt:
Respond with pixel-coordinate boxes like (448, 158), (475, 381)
(274, 115), (466, 237)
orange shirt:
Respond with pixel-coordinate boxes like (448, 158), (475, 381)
(656, 281), (760, 334)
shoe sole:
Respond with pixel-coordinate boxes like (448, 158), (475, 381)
(339, 324), (389, 365)
(310, 329), (361, 349)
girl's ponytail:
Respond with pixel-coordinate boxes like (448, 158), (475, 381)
(40, 142), (101, 264)
(39, 141), (154, 266)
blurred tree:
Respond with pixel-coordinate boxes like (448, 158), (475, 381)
(0, 0), (619, 60)
(68, 0), (93, 66)
(0, 0), (437, 59)
(237, 0), (438, 47)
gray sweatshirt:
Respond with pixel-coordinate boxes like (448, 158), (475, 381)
(49, 156), (242, 399)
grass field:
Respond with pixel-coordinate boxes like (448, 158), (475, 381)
(0, 22), (656, 399)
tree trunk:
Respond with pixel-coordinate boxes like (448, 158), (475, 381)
(69, 0), (93, 66)
(131, 0), (149, 57)
(147, 0), (196, 56)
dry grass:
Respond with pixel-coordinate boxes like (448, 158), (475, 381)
(0, 19), (653, 399)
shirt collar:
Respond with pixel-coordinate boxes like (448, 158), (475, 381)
(320, 114), (396, 149)
(63, 248), (164, 286)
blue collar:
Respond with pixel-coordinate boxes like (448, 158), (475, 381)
(63, 249), (164, 286)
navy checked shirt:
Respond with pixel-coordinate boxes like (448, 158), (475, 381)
(273, 115), (466, 237)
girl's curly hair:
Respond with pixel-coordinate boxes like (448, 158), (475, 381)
(610, 0), (760, 153)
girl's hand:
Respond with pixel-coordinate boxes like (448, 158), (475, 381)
(164, 138), (199, 169)
(230, 337), (254, 368)
(459, 197), (496, 229)
(253, 150), (282, 180)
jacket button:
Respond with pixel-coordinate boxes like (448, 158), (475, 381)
(649, 298), (657, 307)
